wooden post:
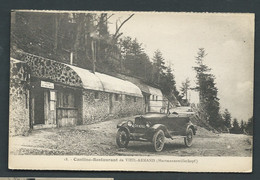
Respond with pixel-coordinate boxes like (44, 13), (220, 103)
(91, 40), (96, 73)
(70, 52), (73, 65)
(29, 92), (34, 129)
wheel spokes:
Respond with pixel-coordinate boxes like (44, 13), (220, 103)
(186, 132), (192, 144)
(156, 134), (164, 149)
(120, 133), (126, 144)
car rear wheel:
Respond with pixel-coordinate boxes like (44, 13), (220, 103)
(152, 130), (165, 152)
(184, 128), (193, 147)
(116, 129), (129, 148)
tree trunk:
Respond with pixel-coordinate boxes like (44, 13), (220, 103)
(54, 15), (59, 50)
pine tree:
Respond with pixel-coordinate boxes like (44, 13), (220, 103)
(222, 109), (232, 129)
(119, 37), (150, 78)
(193, 48), (222, 128)
(160, 66), (176, 95)
(180, 78), (191, 105)
(230, 118), (241, 134)
(246, 117), (253, 135)
(152, 50), (166, 85)
(240, 120), (246, 134)
(11, 12), (123, 73)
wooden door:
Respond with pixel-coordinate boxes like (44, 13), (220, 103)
(43, 90), (57, 125)
(49, 90), (57, 125)
(34, 90), (45, 124)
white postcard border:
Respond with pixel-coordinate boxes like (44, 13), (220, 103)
(9, 155), (252, 172)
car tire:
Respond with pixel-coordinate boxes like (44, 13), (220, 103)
(116, 129), (129, 148)
(184, 128), (193, 147)
(152, 130), (165, 152)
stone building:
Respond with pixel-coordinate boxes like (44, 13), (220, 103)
(147, 86), (164, 112)
(115, 74), (169, 113)
(9, 58), (30, 136)
(10, 52), (143, 136)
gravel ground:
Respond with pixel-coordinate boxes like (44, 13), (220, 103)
(10, 116), (253, 156)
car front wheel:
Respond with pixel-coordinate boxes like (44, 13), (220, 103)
(116, 129), (129, 148)
(184, 128), (193, 147)
(152, 130), (165, 152)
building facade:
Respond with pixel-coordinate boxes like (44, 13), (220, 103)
(10, 52), (143, 136)
(115, 74), (167, 113)
(9, 58), (30, 136)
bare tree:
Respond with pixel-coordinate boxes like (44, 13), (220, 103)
(113, 14), (134, 40)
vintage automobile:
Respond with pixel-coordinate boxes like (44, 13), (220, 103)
(116, 109), (197, 152)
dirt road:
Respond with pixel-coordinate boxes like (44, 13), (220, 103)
(10, 116), (252, 156)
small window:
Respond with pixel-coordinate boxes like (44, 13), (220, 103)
(152, 95), (154, 101)
(59, 91), (75, 108)
(115, 94), (119, 101)
(134, 97), (137, 102)
(94, 91), (99, 99)
(156, 96), (158, 101)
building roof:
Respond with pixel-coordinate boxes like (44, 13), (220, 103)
(64, 65), (143, 97)
(147, 85), (163, 97)
(12, 52), (143, 97)
(67, 65), (104, 91)
(115, 74), (150, 94)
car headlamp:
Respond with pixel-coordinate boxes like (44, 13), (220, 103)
(145, 122), (151, 128)
(127, 121), (133, 127)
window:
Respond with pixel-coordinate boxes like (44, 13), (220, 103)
(156, 96), (158, 101)
(94, 91), (99, 99)
(58, 91), (76, 108)
(134, 97), (137, 102)
(115, 94), (119, 101)
(152, 95), (155, 101)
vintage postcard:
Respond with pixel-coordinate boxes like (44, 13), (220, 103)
(9, 10), (254, 172)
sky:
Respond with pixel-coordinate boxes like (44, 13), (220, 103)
(108, 12), (254, 122)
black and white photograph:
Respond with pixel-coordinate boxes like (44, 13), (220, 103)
(9, 10), (254, 172)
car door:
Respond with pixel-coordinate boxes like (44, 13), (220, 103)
(166, 114), (188, 136)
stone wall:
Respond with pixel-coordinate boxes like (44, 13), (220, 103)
(116, 95), (143, 117)
(12, 52), (145, 128)
(9, 61), (30, 136)
(82, 90), (110, 124)
(82, 90), (143, 124)
(18, 52), (82, 88)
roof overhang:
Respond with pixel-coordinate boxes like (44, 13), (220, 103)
(12, 52), (143, 97)
(67, 65), (143, 97)
(147, 86), (163, 97)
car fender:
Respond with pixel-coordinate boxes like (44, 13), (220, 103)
(117, 126), (131, 135)
(117, 121), (132, 134)
(149, 124), (172, 138)
(117, 121), (128, 128)
(186, 124), (197, 135)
